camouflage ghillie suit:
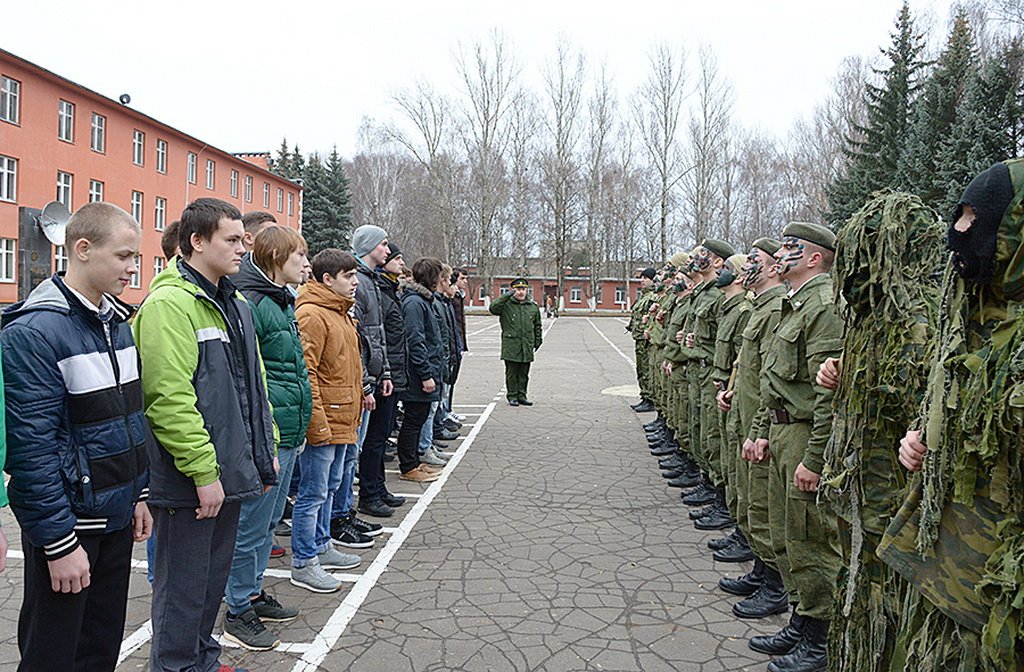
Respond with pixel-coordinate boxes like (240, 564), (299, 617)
(819, 191), (945, 672)
(879, 159), (1024, 670)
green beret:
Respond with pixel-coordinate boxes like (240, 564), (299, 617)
(510, 277), (529, 289)
(782, 222), (835, 251)
(753, 237), (782, 256)
(701, 238), (736, 260)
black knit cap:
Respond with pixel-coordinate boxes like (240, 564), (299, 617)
(384, 242), (402, 264)
(640, 267), (657, 280)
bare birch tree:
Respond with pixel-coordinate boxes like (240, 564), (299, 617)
(584, 64), (616, 304)
(506, 90), (541, 277)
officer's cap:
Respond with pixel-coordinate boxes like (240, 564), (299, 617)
(510, 277), (529, 289)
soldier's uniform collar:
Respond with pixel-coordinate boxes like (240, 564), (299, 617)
(786, 273), (830, 310)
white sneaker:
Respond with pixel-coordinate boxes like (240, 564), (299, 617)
(290, 557), (341, 593)
(317, 547), (361, 570)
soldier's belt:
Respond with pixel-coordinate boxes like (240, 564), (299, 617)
(767, 408), (794, 424)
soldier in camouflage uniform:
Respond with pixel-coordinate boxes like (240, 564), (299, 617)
(814, 192), (944, 672)
(752, 222), (844, 672)
(655, 258), (700, 472)
(628, 267), (658, 412)
(878, 160), (1024, 671)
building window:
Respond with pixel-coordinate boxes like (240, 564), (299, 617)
(156, 139), (167, 174)
(230, 170), (238, 198)
(56, 171), (73, 208)
(206, 159), (215, 190)
(130, 255), (142, 289)
(187, 152), (197, 184)
(262, 183), (270, 208)
(594, 287), (602, 304)
(499, 287), (510, 296)
(132, 130), (145, 166)
(0, 239), (15, 282)
(89, 179), (104, 203)
(153, 256), (165, 276)
(276, 188), (283, 213)
(89, 113), (106, 153)
(0, 155), (16, 202)
(287, 192), (294, 216)
(155, 196), (166, 231)
(615, 286), (626, 304)
(0, 76), (19, 124)
(244, 176), (253, 203)
(479, 285), (487, 300)
(54, 246), (68, 273)
(570, 287), (582, 303)
(58, 100), (74, 142)
(131, 191), (143, 225)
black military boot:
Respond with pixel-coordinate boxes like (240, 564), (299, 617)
(718, 557), (765, 596)
(643, 418), (665, 432)
(707, 528), (740, 550)
(668, 470), (702, 488)
(646, 431), (666, 445)
(767, 616), (827, 671)
(650, 442), (676, 456)
(681, 481), (717, 506)
(713, 529), (754, 562)
(749, 611), (806, 656)
(659, 453), (686, 469)
(732, 566), (788, 619)
(694, 491), (735, 530)
(688, 503), (716, 520)
(633, 399), (656, 413)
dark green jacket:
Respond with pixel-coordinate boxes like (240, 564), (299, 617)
(489, 293), (542, 362)
(713, 291), (752, 386)
(235, 255), (313, 450)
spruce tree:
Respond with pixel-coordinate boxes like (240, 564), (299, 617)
(301, 154), (347, 256)
(273, 138), (293, 178)
(827, 1), (927, 225)
(324, 146), (353, 245)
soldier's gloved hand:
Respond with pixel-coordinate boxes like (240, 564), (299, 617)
(899, 429), (928, 472)
(816, 357), (842, 390)
(793, 462), (820, 492)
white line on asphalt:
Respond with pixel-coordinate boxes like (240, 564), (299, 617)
(542, 317), (556, 340)
(614, 317), (629, 324)
(586, 318), (635, 367)
(291, 402), (497, 672)
(117, 620), (152, 665)
(467, 322), (500, 337)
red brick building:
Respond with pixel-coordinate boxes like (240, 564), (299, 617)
(0, 48), (302, 304)
(465, 269), (647, 312)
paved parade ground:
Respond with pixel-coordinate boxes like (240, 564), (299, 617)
(0, 315), (783, 671)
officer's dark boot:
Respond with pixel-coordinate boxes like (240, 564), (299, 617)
(707, 528), (740, 550)
(732, 565), (788, 619)
(633, 399), (656, 413)
(694, 491), (735, 530)
(713, 528), (754, 562)
(643, 417), (665, 431)
(669, 469), (702, 488)
(682, 480), (717, 506)
(719, 556), (765, 596)
(766, 616), (827, 672)
(659, 453), (686, 469)
(688, 503), (716, 520)
(650, 441), (676, 456)
(749, 611), (805, 656)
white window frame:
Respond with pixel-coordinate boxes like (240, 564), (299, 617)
(263, 183), (270, 208)
(56, 171), (73, 208)
(570, 287), (582, 303)
(206, 159), (215, 190)
(615, 286), (626, 305)
(58, 100), (74, 142)
(130, 254), (142, 289)
(230, 170), (238, 198)
(479, 285), (487, 300)
(287, 192), (295, 216)
(187, 152), (197, 184)
(0, 155), (16, 202)
(153, 256), (165, 276)
(156, 139), (168, 174)
(131, 191), (143, 225)
(244, 175), (253, 203)
(0, 239), (15, 282)
(0, 76), (19, 124)
(88, 179), (104, 203)
(276, 188), (283, 212)
(90, 113), (106, 153)
(54, 245), (68, 273)
(154, 196), (166, 231)
(132, 130), (145, 166)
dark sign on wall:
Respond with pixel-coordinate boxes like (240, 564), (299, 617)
(18, 207), (53, 302)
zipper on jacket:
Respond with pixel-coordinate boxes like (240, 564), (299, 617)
(103, 320), (139, 500)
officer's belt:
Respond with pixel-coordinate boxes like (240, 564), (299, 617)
(767, 408), (795, 424)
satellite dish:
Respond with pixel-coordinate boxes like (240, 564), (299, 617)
(119, 93), (131, 105)
(38, 201), (70, 246)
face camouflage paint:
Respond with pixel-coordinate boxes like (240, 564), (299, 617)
(693, 247), (712, 272)
(742, 249), (763, 289)
(776, 236), (805, 276)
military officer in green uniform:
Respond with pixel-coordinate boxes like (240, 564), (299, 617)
(629, 267), (658, 412)
(489, 277), (542, 406)
(755, 222), (843, 671)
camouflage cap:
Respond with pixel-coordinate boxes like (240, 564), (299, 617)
(783, 222), (835, 251)
(701, 238), (736, 260)
(753, 237), (782, 256)
(669, 251), (690, 268)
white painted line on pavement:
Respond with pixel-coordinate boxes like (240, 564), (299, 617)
(586, 318), (635, 367)
(291, 402), (497, 672)
(467, 322), (500, 337)
(220, 638), (312, 654)
(118, 620), (152, 665)
(542, 317), (556, 340)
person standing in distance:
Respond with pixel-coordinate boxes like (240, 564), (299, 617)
(490, 278), (542, 406)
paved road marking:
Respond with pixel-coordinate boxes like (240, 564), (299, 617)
(585, 318), (635, 367)
(292, 402), (497, 671)
(118, 620), (152, 665)
(467, 322), (500, 337)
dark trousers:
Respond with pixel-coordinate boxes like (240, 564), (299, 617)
(397, 400), (431, 473)
(19, 526), (133, 672)
(359, 391), (398, 501)
(447, 359), (462, 409)
(150, 501), (241, 672)
(504, 360), (531, 401)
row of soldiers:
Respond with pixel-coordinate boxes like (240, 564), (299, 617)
(626, 159), (1024, 672)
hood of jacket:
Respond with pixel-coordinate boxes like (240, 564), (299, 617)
(400, 279), (434, 300)
(297, 281), (355, 314)
(234, 253), (295, 309)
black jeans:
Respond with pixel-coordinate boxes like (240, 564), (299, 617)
(19, 525), (134, 672)
(397, 399), (431, 473)
(359, 391), (398, 501)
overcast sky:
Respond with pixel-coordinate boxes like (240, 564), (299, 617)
(6, 0), (958, 159)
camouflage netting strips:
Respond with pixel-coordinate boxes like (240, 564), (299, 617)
(821, 190), (945, 672)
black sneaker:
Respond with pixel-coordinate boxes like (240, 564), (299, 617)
(330, 517), (375, 548)
(358, 498), (395, 518)
(349, 513), (384, 537)
(223, 608), (280, 651)
(382, 492), (407, 508)
(251, 590), (299, 623)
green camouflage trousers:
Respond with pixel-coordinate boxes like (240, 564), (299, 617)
(746, 458), (775, 566)
(699, 371), (723, 486)
(634, 340), (651, 401)
(722, 403), (741, 517)
(768, 421), (842, 619)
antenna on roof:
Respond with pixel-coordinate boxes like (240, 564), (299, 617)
(119, 93), (131, 105)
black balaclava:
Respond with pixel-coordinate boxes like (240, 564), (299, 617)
(948, 162), (1014, 283)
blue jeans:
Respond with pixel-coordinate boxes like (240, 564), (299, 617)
(331, 403), (372, 520)
(418, 401), (438, 454)
(146, 536), (155, 584)
(292, 443), (354, 566)
(224, 445), (299, 613)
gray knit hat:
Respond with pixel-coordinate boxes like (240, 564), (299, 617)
(351, 224), (389, 258)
